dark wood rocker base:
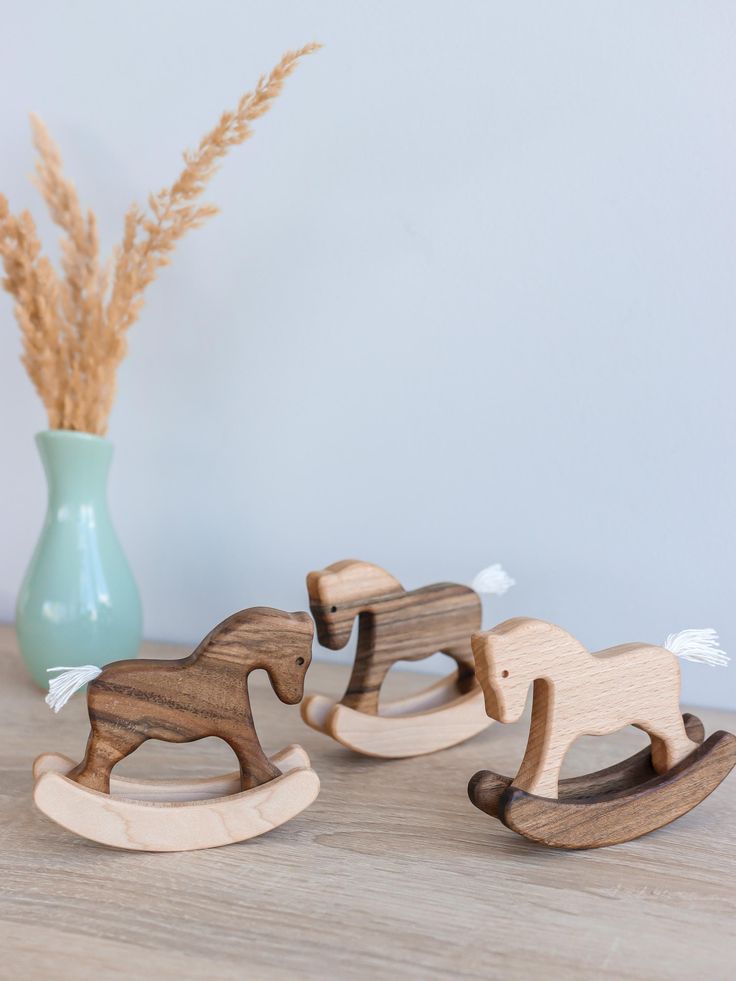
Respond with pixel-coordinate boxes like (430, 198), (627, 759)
(469, 714), (705, 816)
(468, 716), (736, 849)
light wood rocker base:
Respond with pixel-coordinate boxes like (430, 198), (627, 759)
(301, 673), (492, 758)
(468, 715), (736, 849)
(32, 744), (320, 852)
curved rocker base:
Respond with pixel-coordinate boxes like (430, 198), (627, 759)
(32, 744), (319, 852)
(301, 674), (491, 758)
(469, 716), (736, 849)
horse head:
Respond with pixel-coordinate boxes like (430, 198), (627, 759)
(202, 607), (314, 705)
(306, 559), (404, 650)
(472, 618), (577, 723)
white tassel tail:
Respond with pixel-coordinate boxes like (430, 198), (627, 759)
(471, 563), (515, 596)
(46, 665), (102, 712)
(664, 628), (730, 668)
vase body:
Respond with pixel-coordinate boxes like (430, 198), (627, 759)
(16, 430), (142, 688)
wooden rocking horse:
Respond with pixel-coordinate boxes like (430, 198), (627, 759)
(33, 607), (320, 851)
(468, 618), (736, 848)
(301, 559), (513, 758)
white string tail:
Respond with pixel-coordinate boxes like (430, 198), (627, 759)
(664, 628), (729, 667)
(45, 665), (102, 713)
(471, 563), (515, 596)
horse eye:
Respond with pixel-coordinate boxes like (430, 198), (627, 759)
(296, 656), (305, 666)
(330, 606), (337, 613)
(502, 670), (510, 678)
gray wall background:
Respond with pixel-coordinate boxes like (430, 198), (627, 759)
(1, 1), (734, 708)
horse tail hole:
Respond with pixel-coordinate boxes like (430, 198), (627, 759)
(296, 657), (305, 666)
(330, 606), (337, 613)
(502, 670), (509, 678)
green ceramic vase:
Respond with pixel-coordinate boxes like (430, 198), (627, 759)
(16, 430), (142, 688)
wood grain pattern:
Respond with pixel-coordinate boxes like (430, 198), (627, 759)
(308, 560), (481, 715)
(33, 752), (320, 852)
(33, 744), (310, 801)
(302, 682), (489, 758)
(472, 618), (701, 798)
(498, 730), (736, 849)
(3, 626), (736, 979)
(470, 618), (736, 848)
(303, 560), (490, 756)
(69, 607), (313, 793)
(468, 713), (706, 818)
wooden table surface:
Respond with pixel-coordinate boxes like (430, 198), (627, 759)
(2, 623), (735, 980)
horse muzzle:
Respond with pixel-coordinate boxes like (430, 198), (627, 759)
(311, 607), (353, 651)
(484, 683), (525, 724)
(483, 686), (505, 723)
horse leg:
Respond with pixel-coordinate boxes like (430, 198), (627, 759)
(514, 731), (571, 799)
(226, 733), (282, 792)
(513, 682), (572, 798)
(68, 724), (146, 794)
(341, 655), (392, 714)
(640, 713), (701, 774)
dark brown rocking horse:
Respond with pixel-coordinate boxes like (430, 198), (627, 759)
(301, 559), (499, 758)
(33, 608), (320, 851)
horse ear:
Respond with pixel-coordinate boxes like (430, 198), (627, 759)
(489, 617), (541, 639)
(472, 631), (508, 675)
(306, 570), (333, 603)
(291, 610), (315, 638)
(471, 631), (491, 661)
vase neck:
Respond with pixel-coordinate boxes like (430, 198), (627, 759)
(36, 430), (112, 505)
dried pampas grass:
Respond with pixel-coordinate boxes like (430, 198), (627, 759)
(0, 43), (320, 435)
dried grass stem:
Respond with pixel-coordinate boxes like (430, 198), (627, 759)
(0, 43), (320, 434)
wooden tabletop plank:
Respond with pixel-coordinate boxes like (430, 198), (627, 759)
(1, 624), (734, 980)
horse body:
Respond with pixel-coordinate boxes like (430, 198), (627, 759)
(472, 618), (700, 798)
(69, 607), (313, 794)
(308, 560), (481, 714)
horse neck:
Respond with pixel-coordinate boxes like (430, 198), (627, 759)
(320, 575), (401, 634)
(358, 582), (407, 613)
(523, 634), (590, 687)
(197, 642), (262, 683)
(353, 588), (408, 637)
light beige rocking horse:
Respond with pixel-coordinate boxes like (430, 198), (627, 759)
(468, 618), (736, 848)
